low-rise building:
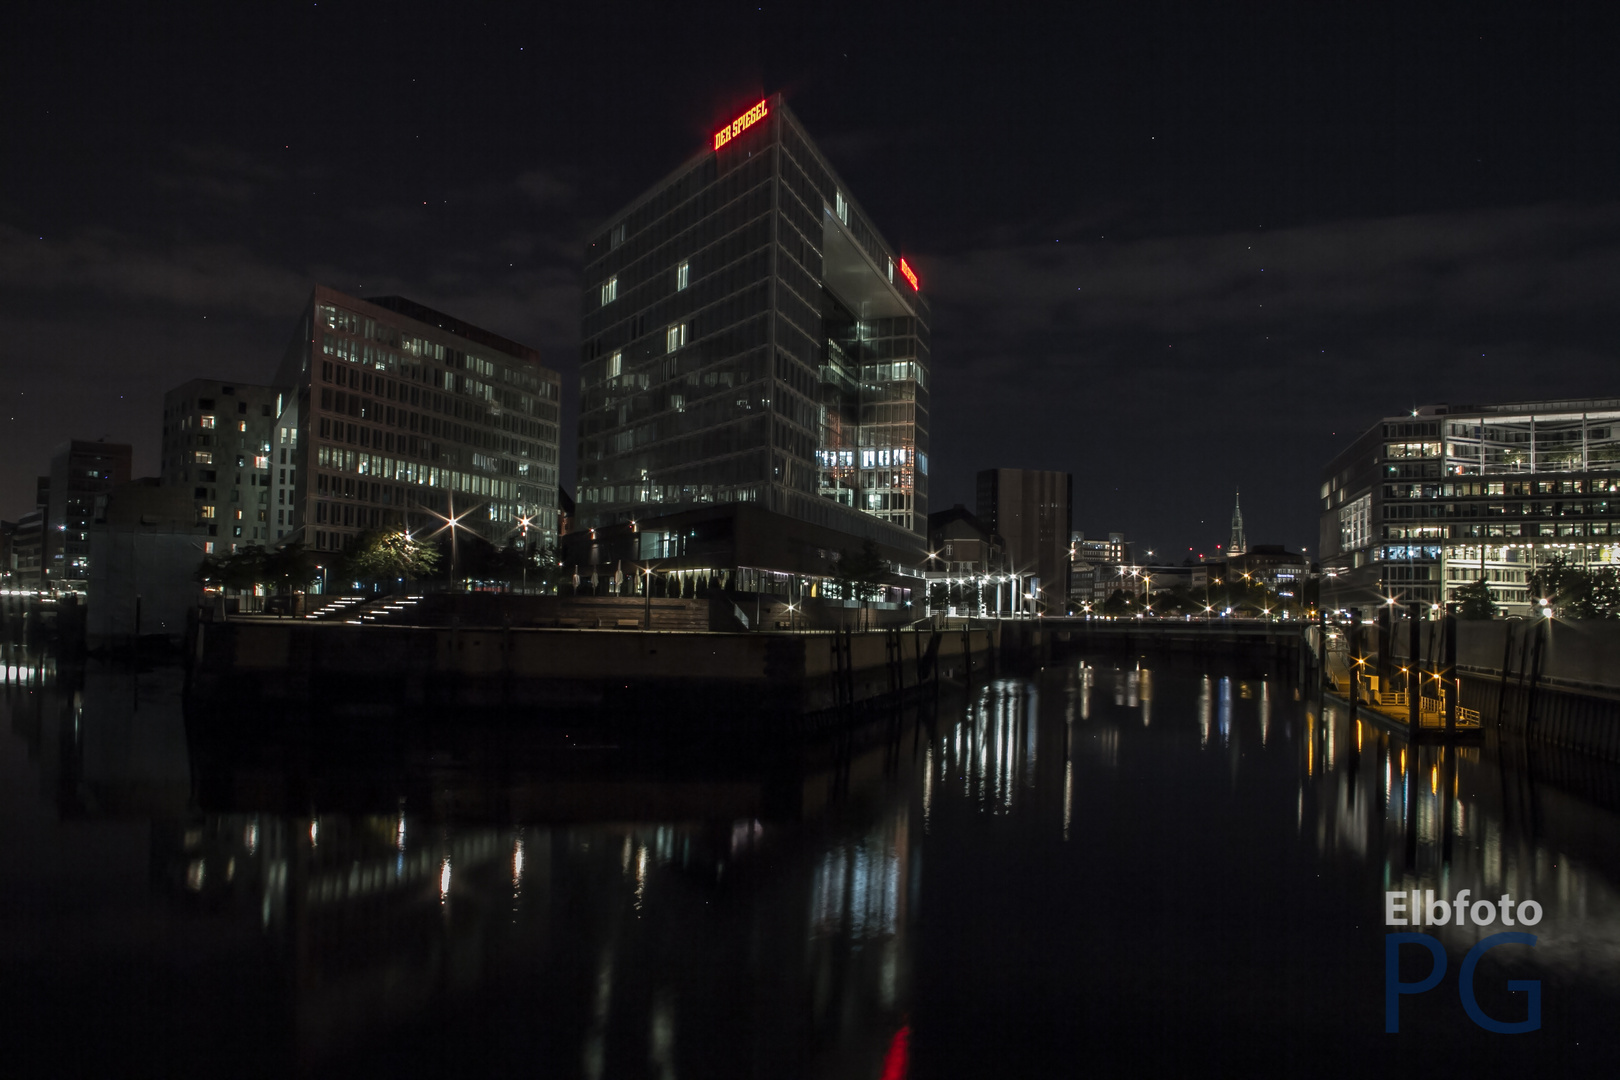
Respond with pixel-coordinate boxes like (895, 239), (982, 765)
(1069, 532), (1133, 611)
(86, 480), (207, 647)
(1222, 544), (1307, 597)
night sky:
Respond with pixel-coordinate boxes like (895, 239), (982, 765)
(5, 2), (1618, 561)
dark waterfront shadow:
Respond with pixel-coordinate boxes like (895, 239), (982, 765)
(5, 647), (1620, 1077)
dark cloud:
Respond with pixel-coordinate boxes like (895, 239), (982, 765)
(515, 170), (576, 209)
(920, 203), (1620, 554)
(931, 204), (1620, 330)
(4, 0), (1618, 560)
(0, 222), (309, 316)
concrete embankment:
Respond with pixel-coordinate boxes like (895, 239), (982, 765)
(190, 619), (995, 725)
(1384, 619), (1620, 762)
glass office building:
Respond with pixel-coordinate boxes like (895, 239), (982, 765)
(576, 94), (930, 560)
(1320, 397), (1620, 616)
(271, 287), (562, 555)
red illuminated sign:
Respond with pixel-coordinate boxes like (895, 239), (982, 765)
(714, 99), (769, 150)
(898, 257), (919, 291)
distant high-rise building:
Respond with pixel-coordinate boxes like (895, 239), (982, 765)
(269, 287), (562, 556)
(160, 379), (280, 554)
(976, 468), (1072, 613)
(44, 440), (133, 585)
(10, 477), (49, 586)
(1321, 396), (1620, 616)
(1229, 490), (1246, 555)
(565, 94), (931, 603)
(0, 520), (15, 581)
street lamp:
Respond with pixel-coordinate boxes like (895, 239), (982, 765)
(517, 514), (533, 594)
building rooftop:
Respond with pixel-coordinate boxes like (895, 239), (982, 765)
(1413, 397), (1620, 417)
(367, 294), (542, 364)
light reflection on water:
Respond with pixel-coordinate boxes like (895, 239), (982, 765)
(3, 649), (1620, 1076)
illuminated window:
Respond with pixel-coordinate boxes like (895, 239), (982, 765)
(199, 415), (216, 429)
(200, 505), (216, 519)
(607, 351), (622, 380)
(238, 420), (247, 432)
(861, 449), (876, 469)
(835, 191), (849, 225)
(193, 451), (213, 465)
(887, 258), (895, 283)
(610, 223), (626, 249)
(676, 261), (689, 290)
(665, 323), (687, 353)
(253, 455), (269, 469)
(600, 276), (618, 305)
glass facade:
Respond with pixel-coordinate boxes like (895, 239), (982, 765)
(272, 288), (561, 555)
(1320, 399), (1620, 614)
(577, 96), (930, 546)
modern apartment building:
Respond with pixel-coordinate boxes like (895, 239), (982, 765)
(1320, 397), (1620, 616)
(568, 94), (930, 598)
(270, 287), (561, 556)
(45, 440), (132, 585)
(159, 379), (279, 553)
(976, 468), (1072, 613)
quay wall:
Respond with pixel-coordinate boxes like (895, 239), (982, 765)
(1382, 619), (1620, 762)
(191, 621), (993, 724)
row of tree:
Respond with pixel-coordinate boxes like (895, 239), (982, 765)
(1095, 577), (1316, 618)
(196, 532), (902, 615)
(195, 530), (564, 594)
(1452, 554), (1620, 619)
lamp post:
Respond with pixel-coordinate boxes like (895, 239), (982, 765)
(518, 514), (532, 595)
(643, 564), (653, 630)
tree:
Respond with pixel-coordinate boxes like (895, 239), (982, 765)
(343, 529), (439, 587)
(263, 543), (320, 594)
(1528, 553), (1620, 619)
(1454, 577), (1498, 620)
(525, 543), (569, 594)
(1101, 589), (1132, 617)
(832, 540), (890, 628)
(195, 546), (267, 592)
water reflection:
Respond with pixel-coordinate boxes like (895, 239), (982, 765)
(4, 645), (1620, 1076)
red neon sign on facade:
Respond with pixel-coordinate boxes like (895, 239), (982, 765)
(714, 99), (769, 151)
(898, 257), (919, 292)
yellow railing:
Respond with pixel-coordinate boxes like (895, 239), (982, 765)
(1416, 694), (1482, 729)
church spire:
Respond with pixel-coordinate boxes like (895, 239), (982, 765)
(1229, 489), (1246, 556)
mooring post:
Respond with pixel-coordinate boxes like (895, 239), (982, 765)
(1496, 620), (1516, 731)
(1407, 601), (1422, 731)
(1444, 603), (1458, 734)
